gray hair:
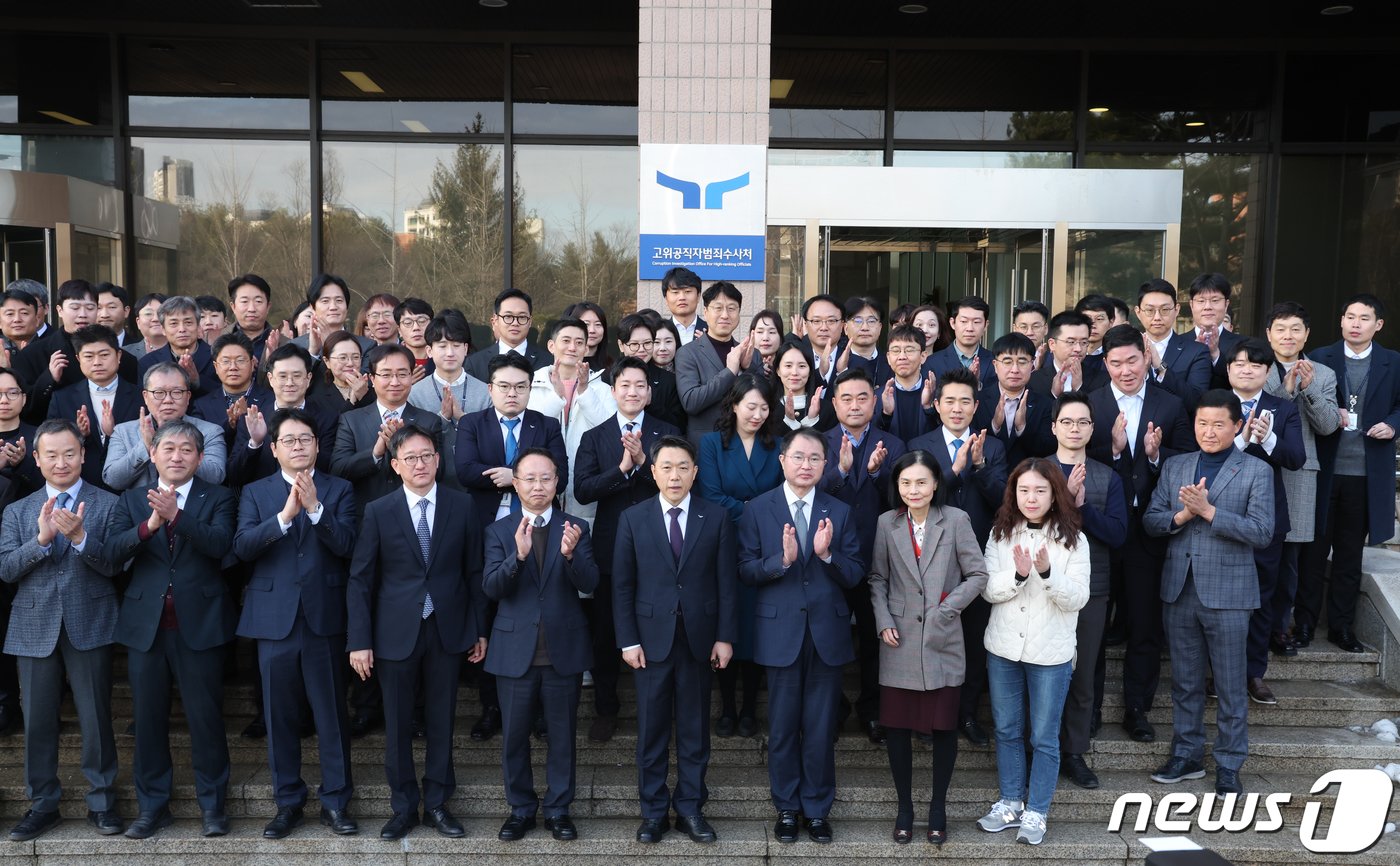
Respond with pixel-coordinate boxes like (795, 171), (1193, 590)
(156, 295), (199, 323)
(6, 279), (48, 305)
(142, 361), (193, 390)
(150, 418), (205, 453)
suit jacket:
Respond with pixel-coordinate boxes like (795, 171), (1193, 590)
(233, 470), (358, 640)
(675, 336), (739, 447)
(820, 424), (907, 566)
(1085, 382), (1194, 545)
(1158, 332), (1214, 409)
(330, 402), (444, 509)
(696, 431), (783, 524)
(227, 400), (338, 487)
(868, 505), (988, 691)
(1237, 391), (1306, 541)
(922, 344), (997, 390)
(906, 428), (1008, 548)
(101, 414), (228, 490)
(1310, 340), (1400, 544)
(844, 351), (895, 390)
(573, 413), (679, 573)
(603, 363), (687, 434)
(191, 387), (275, 453)
(1048, 457), (1127, 596)
(454, 407), (567, 527)
(1144, 447), (1275, 610)
(47, 378), (143, 491)
(0, 483), (122, 656)
(346, 485), (485, 660)
(481, 509), (599, 677)
(1265, 358), (1340, 542)
(737, 486), (864, 668)
(14, 327), (140, 424)
(464, 341), (553, 384)
(137, 342), (220, 397)
(106, 477), (239, 652)
(406, 373), (492, 490)
(972, 382), (1055, 465)
(612, 495), (737, 661)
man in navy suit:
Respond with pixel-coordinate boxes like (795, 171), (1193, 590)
(738, 428), (863, 845)
(572, 357), (679, 743)
(190, 333), (273, 453)
(797, 294), (848, 391)
(908, 366), (1008, 747)
(1225, 339), (1305, 705)
(1086, 325), (1195, 744)
(233, 409), (359, 838)
(1135, 279), (1212, 410)
(839, 297), (893, 388)
(47, 325), (142, 491)
(922, 296), (996, 390)
(614, 435), (736, 844)
(1029, 311), (1108, 398)
(820, 367), (905, 744)
(136, 296), (220, 397)
(463, 288), (554, 383)
(1186, 273), (1246, 390)
(483, 448), (599, 843)
(104, 420), (238, 840)
(974, 333), (1055, 465)
(227, 344), (337, 486)
(1301, 294), (1400, 653)
(347, 424), (487, 841)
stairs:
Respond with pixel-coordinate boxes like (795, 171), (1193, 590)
(2, 642), (1399, 864)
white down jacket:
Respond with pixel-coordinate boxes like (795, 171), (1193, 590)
(982, 524), (1090, 666)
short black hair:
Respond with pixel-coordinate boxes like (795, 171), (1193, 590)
(949, 295), (990, 320)
(1048, 310), (1091, 340)
(211, 332), (253, 359)
(649, 433), (696, 463)
(0, 288), (38, 311)
(1100, 323), (1145, 356)
(1051, 391), (1093, 421)
(57, 279), (96, 305)
(306, 273), (350, 306)
(388, 423), (437, 459)
(71, 324), (120, 353)
(1012, 300), (1050, 323)
(887, 324), (925, 350)
(135, 293), (167, 314)
(617, 313), (654, 342)
(268, 407), (318, 442)
(844, 295), (883, 321)
(1137, 278), (1179, 306)
(934, 366), (980, 401)
(196, 295), (228, 316)
(780, 426), (826, 457)
(493, 287), (533, 314)
(1188, 272), (1232, 301)
(547, 317), (588, 342)
(487, 352), (534, 381)
(95, 282), (131, 307)
(264, 342), (315, 374)
(610, 355), (649, 381)
(513, 445), (557, 473)
(34, 418), (84, 451)
(394, 297), (435, 324)
(1265, 301), (1310, 330)
(227, 274), (271, 302)
(662, 267), (702, 292)
(1108, 297), (1131, 321)
(1075, 293), (1115, 318)
(365, 342), (415, 373)
(801, 293), (844, 320)
(832, 366), (874, 394)
(991, 332), (1036, 358)
(1342, 292), (1385, 319)
(702, 281), (742, 307)
(1197, 388), (1243, 422)
(1229, 337), (1276, 367)
(425, 310), (471, 344)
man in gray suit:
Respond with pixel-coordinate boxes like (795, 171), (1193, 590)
(1144, 389), (1274, 797)
(102, 362), (226, 490)
(674, 282), (754, 446)
(0, 420), (124, 840)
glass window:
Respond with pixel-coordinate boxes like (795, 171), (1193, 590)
(894, 51), (1077, 142)
(770, 49), (884, 140)
(71, 232), (117, 285)
(130, 138), (312, 319)
(134, 242), (178, 297)
(1065, 230), (1166, 313)
(512, 45), (636, 136)
(1282, 53), (1400, 143)
(769, 148), (882, 167)
(512, 145), (639, 319)
(321, 42), (504, 135)
(1087, 53), (1271, 143)
(0, 134), (114, 185)
(893, 151), (1071, 169)
(127, 37), (309, 129)
(322, 140), (505, 325)
(765, 225), (806, 321)
(0, 32), (112, 127)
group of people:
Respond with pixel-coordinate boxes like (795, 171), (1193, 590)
(0, 266), (1394, 849)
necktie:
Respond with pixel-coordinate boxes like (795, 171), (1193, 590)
(416, 499), (434, 618)
(793, 500), (809, 557)
(53, 491), (72, 558)
(1004, 396), (1021, 440)
(624, 421), (637, 434)
(1241, 398), (1256, 424)
(951, 438), (964, 464)
(383, 408), (401, 424)
(502, 417), (521, 465)
(532, 514), (546, 571)
(668, 506), (683, 563)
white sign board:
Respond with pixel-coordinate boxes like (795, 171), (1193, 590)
(639, 143), (766, 281)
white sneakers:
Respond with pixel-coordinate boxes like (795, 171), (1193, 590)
(1017, 810), (1047, 845)
(976, 799), (1023, 833)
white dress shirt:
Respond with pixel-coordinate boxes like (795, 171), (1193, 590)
(621, 494), (692, 652)
(781, 483), (830, 564)
(40, 480), (87, 554)
(673, 317), (699, 345)
(276, 469), (325, 533)
(1232, 389), (1278, 455)
(1344, 342), (1373, 360)
(941, 424), (972, 467)
(404, 483), (437, 534)
(1110, 382), (1145, 458)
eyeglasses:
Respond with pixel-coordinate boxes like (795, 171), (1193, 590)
(395, 452), (437, 466)
(1137, 305), (1177, 318)
(145, 388), (190, 401)
(516, 475), (556, 487)
(849, 316), (880, 327)
(805, 317), (841, 327)
(1053, 338), (1090, 349)
(886, 346), (922, 357)
(496, 313), (531, 326)
(995, 356), (1033, 368)
(783, 453), (825, 467)
(707, 303), (741, 316)
(365, 311), (396, 322)
(276, 434), (316, 447)
(491, 382), (530, 394)
(216, 356), (251, 368)
(623, 339), (654, 352)
(0, 389), (22, 401)
(1056, 418), (1094, 429)
(399, 316), (431, 328)
(270, 371), (308, 384)
(328, 353), (361, 364)
(372, 371), (412, 382)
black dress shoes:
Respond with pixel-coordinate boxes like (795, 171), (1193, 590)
(411, 713), (427, 740)
(202, 811), (230, 837)
(774, 810), (800, 843)
(379, 811), (419, 840)
(471, 706), (502, 741)
(545, 814), (577, 840)
(1329, 629), (1365, 653)
(263, 805), (304, 838)
(805, 816), (833, 843)
(737, 715), (759, 738)
(87, 810), (124, 835)
(958, 716), (989, 746)
(124, 808), (173, 839)
(424, 806), (465, 838)
(320, 807), (359, 835)
(1061, 753), (1101, 789)
(1294, 623), (1314, 647)
(715, 715), (736, 738)
(241, 716), (267, 739)
(532, 711), (548, 740)
(350, 712), (383, 739)
(678, 814), (717, 843)
(498, 814), (536, 841)
(635, 816), (670, 843)
(1269, 632), (1298, 657)
(8, 809), (59, 841)
(866, 721), (887, 745)
(1122, 709), (1156, 742)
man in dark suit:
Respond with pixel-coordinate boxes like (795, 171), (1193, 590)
(191, 333), (274, 452)
(347, 424), (487, 841)
(1225, 339), (1306, 705)
(662, 266), (707, 347)
(1086, 325), (1195, 744)
(483, 447), (599, 843)
(136, 296), (220, 397)
(1302, 293), (1400, 653)
(1028, 311), (1107, 398)
(922, 296), (996, 390)
(1135, 279), (1212, 410)
(0, 420), (123, 841)
(738, 427), (863, 845)
(572, 357), (679, 743)
(464, 288), (554, 383)
(227, 344), (337, 486)
(614, 435), (736, 844)
(840, 297), (893, 388)
(1186, 273), (1246, 390)
(233, 409), (360, 838)
(104, 419), (237, 839)
(819, 367), (905, 744)
(797, 294), (848, 391)
(47, 325), (143, 491)
(908, 366), (1008, 747)
(614, 313), (686, 432)
(14, 280), (140, 423)
(974, 333), (1056, 465)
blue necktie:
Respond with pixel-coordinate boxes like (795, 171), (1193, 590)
(416, 499), (434, 618)
(53, 491), (72, 559)
(1241, 398), (1256, 424)
(951, 438), (964, 464)
(503, 417), (522, 514)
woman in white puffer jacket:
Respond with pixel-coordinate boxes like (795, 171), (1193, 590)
(975, 458), (1089, 848)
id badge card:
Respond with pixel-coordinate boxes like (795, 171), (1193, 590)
(1345, 395), (1360, 431)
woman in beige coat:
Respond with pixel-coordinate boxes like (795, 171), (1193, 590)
(869, 450), (988, 846)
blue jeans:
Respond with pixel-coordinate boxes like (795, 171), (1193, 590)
(987, 653), (1073, 816)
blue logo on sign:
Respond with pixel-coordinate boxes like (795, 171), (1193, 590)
(655, 171), (750, 210)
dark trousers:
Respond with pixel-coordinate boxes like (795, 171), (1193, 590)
(376, 614), (461, 815)
(634, 617), (711, 819)
(765, 630), (842, 817)
(1164, 573), (1251, 771)
(1061, 595), (1108, 755)
(258, 614), (353, 810)
(1299, 475), (1368, 634)
(0, 583), (18, 713)
(1120, 521), (1165, 712)
(17, 629), (117, 814)
(846, 580), (880, 724)
(585, 577), (621, 718)
(1272, 541), (1304, 635)
(958, 596), (990, 722)
(1246, 535), (1285, 680)
(128, 628), (230, 814)
(497, 663), (581, 819)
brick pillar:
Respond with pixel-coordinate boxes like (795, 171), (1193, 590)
(637, 0), (771, 319)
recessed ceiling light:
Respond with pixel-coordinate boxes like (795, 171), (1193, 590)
(899, 3), (929, 12)
(771, 79), (794, 99)
(1089, 106), (1110, 114)
(39, 110), (92, 126)
(401, 119), (430, 133)
(1184, 120), (1205, 127)
(217, 81), (239, 87)
(1320, 4), (1354, 14)
(532, 85), (551, 94)
(479, 0), (508, 7)
(340, 70), (384, 93)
